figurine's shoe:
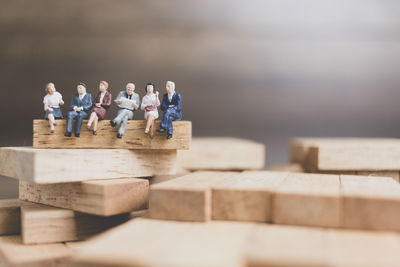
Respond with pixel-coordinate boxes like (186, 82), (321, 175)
(149, 133), (154, 139)
(50, 130), (55, 134)
(157, 128), (166, 133)
(53, 123), (57, 126)
(110, 120), (117, 127)
(117, 133), (123, 139)
(75, 133), (80, 138)
(167, 134), (173, 139)
(93, 130), (97, 136)
(64, 132), (72, 137)
(144, 129), (149, 134)
(86, 125), (91, 131)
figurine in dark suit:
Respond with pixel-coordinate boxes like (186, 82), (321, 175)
(157, 81), (182, 139)
(64, 82), (93, 137)
(86, 81), (112, 135)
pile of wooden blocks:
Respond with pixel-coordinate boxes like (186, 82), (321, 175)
(2, 131), (400, 266)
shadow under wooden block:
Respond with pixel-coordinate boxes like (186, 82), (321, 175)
(20, 202), (131, 245)
(177, 137), (265, 171)
(0, 235), (72, 266)
(148, 171), (239, 222)
(273, 173), (342, 228)
(33, 120), (191, 150)
(19, 178), (149, 216)
(0, 147), (177, 183)
(0, 199), (20, 236)
(341, 175), (400, 232)
(212, 171), (288, 222)
(72, 218), (254, 267)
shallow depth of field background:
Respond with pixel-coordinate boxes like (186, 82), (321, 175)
(1, 0), (400, 198)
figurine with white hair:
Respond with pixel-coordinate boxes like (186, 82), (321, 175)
(110, 82), (141, 138)
(157, 81), (182, 139)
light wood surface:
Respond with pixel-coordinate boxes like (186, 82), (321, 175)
(177, 137), (265, 171)
(0, 147), (177, 183)
(0, 199), (20, 236)
(357, 171), (400, 183)
(0, 235), (72, 267)
(19, 178), (149, 216)
(212, 171), (288, 222)
(20, 202), (130, 244)
(149, 171), (239, 221)
(273, 172), (342, 228)
(33, 120), (191, 150)
(268, 163), (304, 172)
(341, 175), (400, 231)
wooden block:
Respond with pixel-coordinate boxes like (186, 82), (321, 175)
(149, 171), (239, 221)
(0, 235), (71, 267)
(19, 178), (149, 216)
(297, 138), (400, 171)
(72, 218), (254, 267)
(273, 172), (342, 228)
(212, 171), (288, 222)
(341, 175), (400, 231)
(148, 170), (191, 186)
(268, 163), (304, 172)
(0, 199), (20, 236)
(177, 137), (265, 171)
(0, 147), (177, 183)
(33, 120), (191, 150)
(246, 225), (328, 267)
(20, 202), (130, 245)
(357, 171), (400, 183)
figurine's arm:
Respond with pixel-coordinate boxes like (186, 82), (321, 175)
(140, 97), (147, 110)
(114, 92), (124, 105)
(156, 93), (161, 107)
(102, 93), (112, 108)
(175, 93), (182, 112)
(70, 96), (77, 110)
(160, 95), (168, 111)
(58, 92), (64, 106)
(83, 94), (93, 112)
(133, 94), (140, 110)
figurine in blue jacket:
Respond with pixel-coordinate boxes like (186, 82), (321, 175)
(64, 82), (93, 137)
(157, 81), (182, 139)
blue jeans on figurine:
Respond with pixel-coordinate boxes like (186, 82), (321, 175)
(160, 108), (181, 136)
(66, 110), (89, 137)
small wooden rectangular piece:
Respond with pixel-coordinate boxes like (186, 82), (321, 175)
(273, 172), (342, 228)
(19, 178), (149, 216)
(149, 171), (238, 221)
(33, 120), (191, 150)
(341, 175), (400, 231)
(0, 147), (177, 183)
(0, 199), (20, 236)
(0, 235), (71, 267)
(21, 202), (130, 244)
(212, 171), (288, 222)
(357, 171), (400, 183)
(177, 137), (265, 171)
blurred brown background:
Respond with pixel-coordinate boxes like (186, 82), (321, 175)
(1, 0), (400, 198)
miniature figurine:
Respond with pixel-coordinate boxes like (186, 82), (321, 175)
(43, 82), (64, 134)
(140, 82), (160, 139)
(86, 81), (112, 135)
(110, 83), (140, 139)
(64, 82), (93, 137)
(157, 81), (182, 139)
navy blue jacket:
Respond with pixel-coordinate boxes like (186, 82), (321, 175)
(161, 92), (182, 115)
(69, 93), (93, 112)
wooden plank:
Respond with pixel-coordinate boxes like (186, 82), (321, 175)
(148, 171), (239, 221)
(20, 202), (130, 245)
(33, 120), (191, 150)
(341, 175), (400, 231)
(357, 171), (400, 183)
(0, 147), (177, 183)
(296, 138), (400, 171)
(273, 172), (342, 228)
(177, 137), (265, 171)
(0, 235), (71, 267)
(212, 171), (288, 222)
(72, 218), (254, 267)
(268, 163), (304, 172)
(19, 178), (149, 216)
(148, 171), (191, 186)
(0, 200), (20, 236)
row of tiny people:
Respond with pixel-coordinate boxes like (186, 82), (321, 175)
(43, 81), (182, 139)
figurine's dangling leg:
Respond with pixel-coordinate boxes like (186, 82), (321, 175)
(145, 115), (153, 134)
(48, 113), (55, 134)
(92, 115), (98, 136)
(87, 112), (96, 131)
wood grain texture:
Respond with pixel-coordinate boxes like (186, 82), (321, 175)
(20, 202), (130, 245)
(72, 218), (254, 267)
(0, 235), (71, 267)
(357, 171), (400, 183)
(0, 147), (177, 183)
(341, 175), (400, 231)
(212, 171), (288, 222)
(268, 163), (304, 172)
(148, 171), (239, 221)
(273, 172), (342, 228)
(19, 178), (149, 216)
(33, 120), (191, 150)
(177, 137), (265, 171)
(0, 199), (20, 236)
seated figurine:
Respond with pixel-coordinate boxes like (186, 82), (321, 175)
(157, 81), (182, 139)
(43, 82), (64, 134)
(86, 81), (112, 135)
